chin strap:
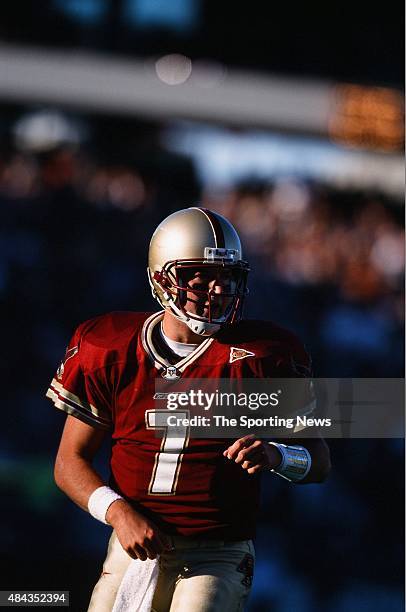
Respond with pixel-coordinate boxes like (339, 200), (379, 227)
(187, 319), (220, 336)
(163, 291), (220, 336)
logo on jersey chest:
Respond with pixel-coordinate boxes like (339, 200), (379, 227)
(161, 366), (181, 380)
(229, 347), (256, 364)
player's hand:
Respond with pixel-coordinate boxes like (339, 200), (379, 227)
(223, 434), (282, 475)
(106, 499), (171, 561)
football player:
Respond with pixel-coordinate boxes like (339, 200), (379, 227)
(47, 207), (331, 611)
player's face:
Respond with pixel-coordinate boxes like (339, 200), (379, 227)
(178, 267), (237, 320)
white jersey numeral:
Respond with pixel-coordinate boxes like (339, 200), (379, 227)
(145, 410), (190, 495)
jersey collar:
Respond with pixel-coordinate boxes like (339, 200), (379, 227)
(141, 311), (214, 378)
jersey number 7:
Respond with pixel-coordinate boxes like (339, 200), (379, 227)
(145, 410), (190, 495)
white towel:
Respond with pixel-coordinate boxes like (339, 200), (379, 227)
(112, 557), (159, 612)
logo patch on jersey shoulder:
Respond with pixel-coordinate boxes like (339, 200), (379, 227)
(57, 345), (78, 379)
(229, 347), (256, 364)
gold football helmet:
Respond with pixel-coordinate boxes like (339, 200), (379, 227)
(147, 207), (249, 335)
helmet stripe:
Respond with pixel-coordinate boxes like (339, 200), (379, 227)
(195, 207), (225, 248)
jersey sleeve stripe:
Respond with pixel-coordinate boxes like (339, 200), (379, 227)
(51, 378), (103, 418)
(46, 380), (111, 427)
(46, 388), (111, 430)
(49, 378), (111, 423)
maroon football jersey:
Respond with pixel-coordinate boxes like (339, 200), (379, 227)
(47, 311), (312, 539)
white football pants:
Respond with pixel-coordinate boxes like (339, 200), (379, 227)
(88, 531), (255, 612)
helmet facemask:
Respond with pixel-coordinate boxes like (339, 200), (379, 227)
(150, 257), (249, 336)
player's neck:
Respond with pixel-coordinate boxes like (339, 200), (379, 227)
(162, 311), (207, 345)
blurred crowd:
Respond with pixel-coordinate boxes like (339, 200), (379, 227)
(1, 143), (404, 611)
(2, 144), (403, 376)
(208, 180), (404, 377)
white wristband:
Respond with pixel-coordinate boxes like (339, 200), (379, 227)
(269, 443), (311, 482)
(88, 486), (124, 524)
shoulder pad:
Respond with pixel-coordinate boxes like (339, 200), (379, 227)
(216, 319), (300, 352)
(77, 311), (153, 370)
(216, 319), (311, 374)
